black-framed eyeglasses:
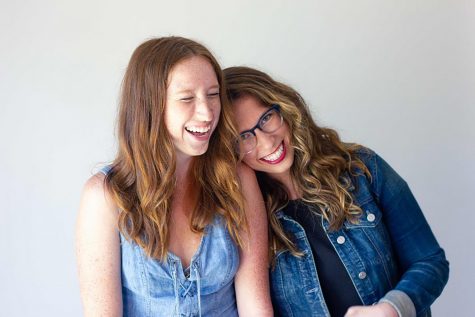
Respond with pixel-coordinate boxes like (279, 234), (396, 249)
(235, 104), (283, 155)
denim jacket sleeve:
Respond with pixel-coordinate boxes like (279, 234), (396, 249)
(359, 148), (449, 316)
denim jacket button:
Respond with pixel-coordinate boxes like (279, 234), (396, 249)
(336, 236), (346, 244)
(366, 213), (376, 222)
(358, 271), (367, 279)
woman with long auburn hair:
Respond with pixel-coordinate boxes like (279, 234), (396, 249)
(224, 66), (449, 317)
(76, 38), (272, 317)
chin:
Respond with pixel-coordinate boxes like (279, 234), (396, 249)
(269, 162), (292, 175)
(192, 145), (209, 157)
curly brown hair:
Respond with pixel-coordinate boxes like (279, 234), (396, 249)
(224, 66), (370, 262)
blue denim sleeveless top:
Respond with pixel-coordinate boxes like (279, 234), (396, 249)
(100, 167), (240, 317)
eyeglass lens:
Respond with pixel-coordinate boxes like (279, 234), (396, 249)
(238, 108), (282, 154)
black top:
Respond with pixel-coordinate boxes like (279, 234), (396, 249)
(283, 200), (362, 317)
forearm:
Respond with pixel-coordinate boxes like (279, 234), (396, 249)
(384, 191), (448, 313)
(235, 259), (273, 316)
(391, 249), (449, 315)
(382, 187), (449, 314)
(370, 151), (449, 314)
(379, 289), (416, 317)
(234, 198), (273, 316)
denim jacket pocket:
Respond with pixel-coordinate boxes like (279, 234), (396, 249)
(341, 196), (399, 295)
(344, 201), (381, 229)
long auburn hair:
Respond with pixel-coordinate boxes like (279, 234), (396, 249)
(224, 66), (370, 261)
(105, 37), (247, 260)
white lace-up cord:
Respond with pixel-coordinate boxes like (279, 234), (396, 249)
(193, 262), (202, 317)
(171, 261), (180, 316)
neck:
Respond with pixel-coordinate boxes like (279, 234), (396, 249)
(173, 155), (198, 217)
(175, 153), (193, 182)
(269, 170), (301, 200)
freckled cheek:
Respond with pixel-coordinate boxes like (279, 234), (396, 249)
(211, 106), (222, 129)
(213, 102), (222, 117)
(214, 107), (221, 118)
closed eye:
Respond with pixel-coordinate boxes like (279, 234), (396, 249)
(208, 92), (220, 98)
(180, 96), (194, 102)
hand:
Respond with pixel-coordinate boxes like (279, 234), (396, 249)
(345, 302), (398, 317)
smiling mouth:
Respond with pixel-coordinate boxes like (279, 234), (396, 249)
(260, 141), (286, 164)
(185, 125), (211, 137)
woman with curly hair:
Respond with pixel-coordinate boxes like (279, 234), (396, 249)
(76, 38), (272, 317)
(224, 66), (448, 317)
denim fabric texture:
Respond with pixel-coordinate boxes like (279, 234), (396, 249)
(99, 167), (240, 317)
(270, 148), (449, 317)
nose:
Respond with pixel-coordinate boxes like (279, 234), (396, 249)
(195, 98), (213, 121)
(254, 128), (275, 152)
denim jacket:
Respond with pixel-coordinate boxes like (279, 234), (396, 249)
(270, 148), (449, 317)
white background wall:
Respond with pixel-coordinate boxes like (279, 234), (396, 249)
(1, 0), (473, 315)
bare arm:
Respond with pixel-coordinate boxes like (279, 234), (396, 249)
(76, 174), (122, 316)
(234, 163), (273, 317)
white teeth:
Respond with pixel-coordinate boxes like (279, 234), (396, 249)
(186, 125), (211, 133)
(262, 143), (284, 161)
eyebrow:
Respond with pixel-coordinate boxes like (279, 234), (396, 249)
(173, 84), (220, 95)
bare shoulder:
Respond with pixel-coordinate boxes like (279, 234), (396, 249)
(79, 173), (117, 218)
(236, 163), (263, 206)
(82, 173), (111, 203)
(76, 173), (119, 240)
(236, 162), (258, 185)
